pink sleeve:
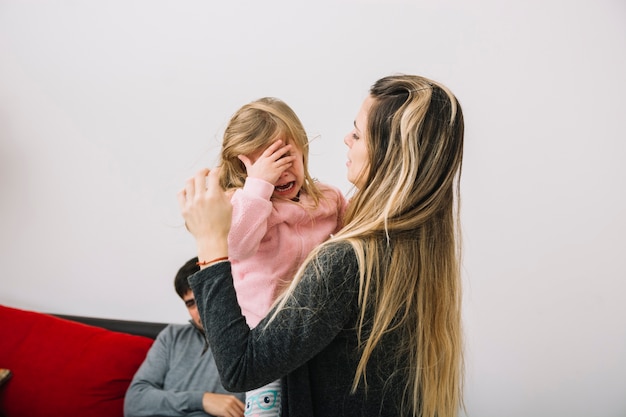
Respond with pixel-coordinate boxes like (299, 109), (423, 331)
(228, 177), (274, 260)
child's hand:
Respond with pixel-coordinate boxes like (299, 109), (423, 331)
(238, 140), (296, 185)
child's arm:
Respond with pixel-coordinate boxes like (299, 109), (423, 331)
(228, 177), (275, 260)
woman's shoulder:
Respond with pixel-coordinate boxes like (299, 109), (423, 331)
(314, 240), (358, 271)
(300, 241), (361, 297)
(318, 239), (354, 254)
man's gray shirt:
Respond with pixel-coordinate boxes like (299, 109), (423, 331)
(124, 322), (244, 417)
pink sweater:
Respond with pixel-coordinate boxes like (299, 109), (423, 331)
(228, 177), (346, 327)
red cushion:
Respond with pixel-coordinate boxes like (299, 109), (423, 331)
(0, 305), (153, 417)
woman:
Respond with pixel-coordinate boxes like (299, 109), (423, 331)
(178, 74), (465, 417)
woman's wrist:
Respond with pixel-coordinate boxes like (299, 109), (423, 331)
(196, 238), (228, 269)
(196, 256), (229, 267)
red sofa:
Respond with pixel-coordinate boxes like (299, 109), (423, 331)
(0, 304), (168, 417)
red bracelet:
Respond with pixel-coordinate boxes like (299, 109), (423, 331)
(196, 256), (229, 266)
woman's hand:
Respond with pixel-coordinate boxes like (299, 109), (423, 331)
(177, 167), (231, 266)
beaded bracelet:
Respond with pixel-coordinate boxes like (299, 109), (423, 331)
(196, 256), (229, 266)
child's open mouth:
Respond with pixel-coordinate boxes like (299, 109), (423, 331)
(274, 181), (295, 194)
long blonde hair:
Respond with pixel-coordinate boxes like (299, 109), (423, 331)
(218, 97), (323, 204)
(275, 75), (464, 416)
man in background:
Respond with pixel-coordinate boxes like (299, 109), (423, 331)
(124, 257), (245, 417)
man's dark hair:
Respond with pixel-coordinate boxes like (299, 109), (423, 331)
(174, 257), (200, 299)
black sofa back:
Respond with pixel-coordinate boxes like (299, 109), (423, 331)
(53, 314), (169, 339)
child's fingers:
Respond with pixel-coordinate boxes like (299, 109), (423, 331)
(264, 140), (293, 160)
(262, 139), (283, 156)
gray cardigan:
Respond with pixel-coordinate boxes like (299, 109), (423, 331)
(189, 242), (409, 417)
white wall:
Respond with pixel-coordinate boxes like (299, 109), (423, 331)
(1, 1), (624, 416)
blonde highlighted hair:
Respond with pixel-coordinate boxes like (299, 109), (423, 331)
(218, 97), (323, 204)
(276, 75), (465, 417)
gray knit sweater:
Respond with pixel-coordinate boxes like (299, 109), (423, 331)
(189, 242), (409, 417)
(124, 323), (244, 417)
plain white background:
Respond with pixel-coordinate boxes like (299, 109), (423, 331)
(1, 1), (624, 416)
